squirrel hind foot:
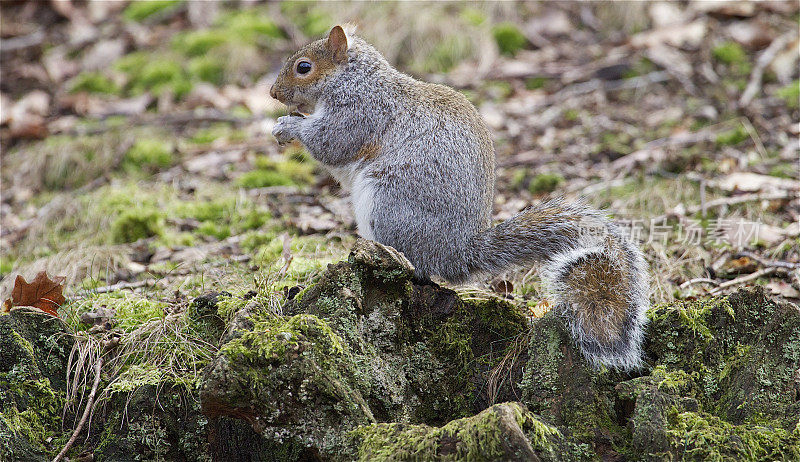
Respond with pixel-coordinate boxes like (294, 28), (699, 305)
(546, 246), (649, 371)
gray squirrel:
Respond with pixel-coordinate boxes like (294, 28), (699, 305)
(270, 25), (650, 370)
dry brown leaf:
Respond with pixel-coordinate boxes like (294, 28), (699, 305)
(766, 281), (800, 299)
(9, 271), (66, 317)
(721, 256), (758, 275)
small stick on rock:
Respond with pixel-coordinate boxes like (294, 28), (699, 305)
(734, 251), (800, 270)
(709, 267), (778, 295)
(679, 278), (720, 289)
(52, 356), (104, 462)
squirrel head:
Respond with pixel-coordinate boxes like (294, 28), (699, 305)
(270, 25), (351, 114)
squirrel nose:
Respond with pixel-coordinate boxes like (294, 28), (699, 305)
(269, 85), (277, 100)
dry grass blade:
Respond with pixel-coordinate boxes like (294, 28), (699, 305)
(53, 354), (103, 462)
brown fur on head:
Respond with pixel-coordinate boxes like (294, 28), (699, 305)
(269, 25), (351, 114)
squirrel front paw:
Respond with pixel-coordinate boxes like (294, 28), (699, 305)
(272, 115), (303, 145)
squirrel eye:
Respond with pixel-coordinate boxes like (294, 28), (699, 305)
(296, 60), (312, 75)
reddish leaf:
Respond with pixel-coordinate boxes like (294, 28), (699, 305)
(10, 271), (66, 317)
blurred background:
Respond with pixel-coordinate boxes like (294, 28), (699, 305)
(1, 0), (798, 306)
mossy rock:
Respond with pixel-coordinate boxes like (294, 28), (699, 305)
(520, 288), (800, 460)
(92, 384), (211, 462)
(4, 240), (798, 460)
(200, 239), (530, 460)
(520, 312), (629, 457)
(352, 402), (565, 461)
(0, 308), (73, 461)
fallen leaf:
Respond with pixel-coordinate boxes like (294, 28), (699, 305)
(766, 281), (800, 298)
(10, 271), (66, 316)
(630, 19), (707, 49)
(714, 172), (800, 193)
(721, 256), (758, 275)
(726, 21), (775, 50)
(692, 0), (757, 18)
(8, 90), (50, 140)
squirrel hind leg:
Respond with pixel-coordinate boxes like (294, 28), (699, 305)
(544, 243), (649, 371)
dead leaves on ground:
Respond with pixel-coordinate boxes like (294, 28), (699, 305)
(3, 270), (65, 316)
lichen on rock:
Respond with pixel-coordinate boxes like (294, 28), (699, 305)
(0, 308), (73, 461)
(1, 240), (798, 461)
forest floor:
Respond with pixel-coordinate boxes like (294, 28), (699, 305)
(1, 0), (798, 311)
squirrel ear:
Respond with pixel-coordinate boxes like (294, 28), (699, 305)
(326, 25), (349, 62)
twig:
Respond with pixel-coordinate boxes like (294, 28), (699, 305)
(550, 71), (671, 103)
(709, 267), (778, 295)
(52, 356), (103, 462)
(610, 129), (719, 172)
(738, 116), (767, 160)
(740, 32), (795, 107)
(679, 278), (720, 289)
(277, 233), (294, 277)
(89, 279), (157, 295)
(64, 110), (262, 137)
(734, 251), (800, 270)
(1, 30), (44, 53)
(652, 191), (797, 222)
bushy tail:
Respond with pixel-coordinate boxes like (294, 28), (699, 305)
(469, 199), (649, 370)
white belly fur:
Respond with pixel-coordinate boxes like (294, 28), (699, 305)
(326, 164), (375, 240)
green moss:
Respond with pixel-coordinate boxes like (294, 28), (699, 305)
(223, 313), (344, 364)
(173, 30), (229, 57)
(353, 403), (560, 461)
(0, 258), (13, 277)
(666, 411), (800, 461)
(525, 76), (548, 90)
(189, 56), (224, 85)
(238, 156), (314, 188)
(70, 72), (119, 94)
(715, 125), (749, 146)
(492, 22), (526, 56)
(768, 163), (796, 178)
(213, 294), (249, 322)
(776, 79), (799, 108)
(600, 131), (635, 157)
(528, 172), (565, 194)
(564, 109), (579, 121)
(0, 311), (72, 460)
(123, 139), (174, 172)
(197, 221), (231, 240)
(281, 3), (332, 37)
(0, 379), (63, 454)
(128, 58), (193, 98)
(110, 207), (164, 243)
(713, 42), (752, 76)
(173, 197), (268, 236)
(123, 0), (183, 22)
(423, 35), (472, 73)
(189, 124), (235, 144)
(221, 11), (284, 41)
(237, 169), (295, 188)
(240, 230), (277, 253)
(713, 42), (748, 66)
(460, 7), (486, 26)
(114, 51), (149, 74)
